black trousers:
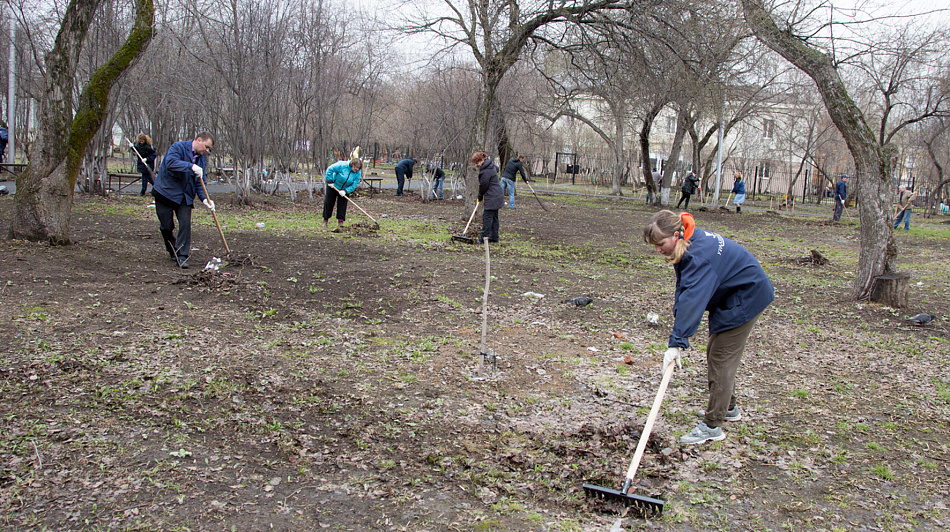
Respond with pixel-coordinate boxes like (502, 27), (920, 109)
(480, 209), (499, 243)
(323, 186), (349, 221)
(140, 170), (154, 194)
(154, 194), (193, 261)
(676, 192), (692, 209)
(395, 168), (406, 195)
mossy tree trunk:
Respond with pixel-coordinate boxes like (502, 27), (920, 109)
(9, 0), (154, 244)
(740, 0), (897, 299)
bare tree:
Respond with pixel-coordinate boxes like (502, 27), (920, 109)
(400, 0), (645, 209)
(741, 0), (950, 300)
(9, 0), (154, 243)
(921, 118), (949, 216)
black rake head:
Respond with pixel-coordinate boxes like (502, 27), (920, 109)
(582, 483), (664, 517)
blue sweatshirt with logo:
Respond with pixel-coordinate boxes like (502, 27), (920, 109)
(669, 229), (774, 349)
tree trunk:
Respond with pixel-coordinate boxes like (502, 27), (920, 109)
(661, 108), (691, 201)
(741, 0), (897, 299)
(640, 104), (662, 204)
(466, 68), (507, 213)
(10, 0), (154, 243)
(869, 273), (909, 308)
(610, 116), (625, 196)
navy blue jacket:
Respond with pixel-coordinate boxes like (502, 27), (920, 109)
(501, 157), (528, 182)
(835, 179), (847, 202)
(477, 158), (504, 210)
(731, 180), (746, 195)
(153, 140), (208, 206)
(669, 229), (774, 349)
(395, 158), (415, 178)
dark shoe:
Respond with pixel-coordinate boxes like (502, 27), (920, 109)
(178, 257), (189, 269)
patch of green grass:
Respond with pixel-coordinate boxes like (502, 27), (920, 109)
(871, 463), (894, 480)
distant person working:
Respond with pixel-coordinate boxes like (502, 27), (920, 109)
(394, 157), (416, 196)
(500, 155), (529, 209)
(833, 175), (848, 222)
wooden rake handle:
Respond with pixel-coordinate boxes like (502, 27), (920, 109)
(328, 184), (379, 226)
(197, 175), (231, 254)
(622, 361), (676, 493)
(462, 200), (480, 235)
(523, 180), (549, 211)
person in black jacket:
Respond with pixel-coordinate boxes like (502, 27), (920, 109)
(428, 162), (446, 200)
(675, 171), (700, 210)
(500, 155), (528, 209)
(133, 133), (157, 196)
(471, 151), (504, 243)
(394, 157), (416, 196)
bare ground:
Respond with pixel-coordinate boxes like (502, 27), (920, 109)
(1, 190), (949, 531)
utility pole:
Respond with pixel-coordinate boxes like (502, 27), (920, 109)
(7, 15), (15, 163)
(713, 114), (723, 205)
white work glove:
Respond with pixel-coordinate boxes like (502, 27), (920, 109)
(339, 189), (347, 196)
(202, 198), (215, 211)
(191, 164), (203, 179)
(663, 347), (683, 370)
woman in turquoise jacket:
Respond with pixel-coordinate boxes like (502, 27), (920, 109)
(323, 158), (363, 228)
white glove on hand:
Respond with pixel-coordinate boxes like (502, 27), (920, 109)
(192, 164), (203, 179)
(202, 198), (215, 211)
(663, 347), (683, 370)
(339, 189), (347, 196)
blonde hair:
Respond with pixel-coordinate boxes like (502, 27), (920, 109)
(733, 171), (743, 181)
(643, 210), (690, 264)
(136, 133), (151, 145)
(471, 151), (488, 166)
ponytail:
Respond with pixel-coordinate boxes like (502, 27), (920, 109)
(643, 210), (693, 264)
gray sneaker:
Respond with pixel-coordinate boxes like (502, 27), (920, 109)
(696, 405), (742, 422)
(680, 422), (725, 444)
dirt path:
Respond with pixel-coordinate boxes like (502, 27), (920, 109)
(1, 192), (949, 531)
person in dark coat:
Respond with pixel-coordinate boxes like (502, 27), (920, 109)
(500, 155), (528, 209)
(0, 126), (7, 164)
(833, 175), (848, 222)
(428, 162), (446, 200)
(676, 171), (700, 210)
(152, 132), (215, 269)
(133, 133), (157, 196)
(471, 151), (503, 243)
(643, 210), (774, 445)
(394, 157), (416, 196)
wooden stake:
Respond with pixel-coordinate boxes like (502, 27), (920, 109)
(479, 239), (491, 378)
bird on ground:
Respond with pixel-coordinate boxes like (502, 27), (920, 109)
(563, 296), (594, 307)
(906, 313), (936, 325)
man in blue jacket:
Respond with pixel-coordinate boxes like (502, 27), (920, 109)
(152, 132), (215, 269)
(833, 175), (848, 222)
(394, 157), (416, 196)
(500, 155), (528, 209)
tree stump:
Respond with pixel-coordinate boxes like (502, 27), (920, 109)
(869, 273), (910, 308)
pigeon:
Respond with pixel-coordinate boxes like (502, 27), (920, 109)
(906, 313), (936, 325)
(563, 296), (593, 307)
